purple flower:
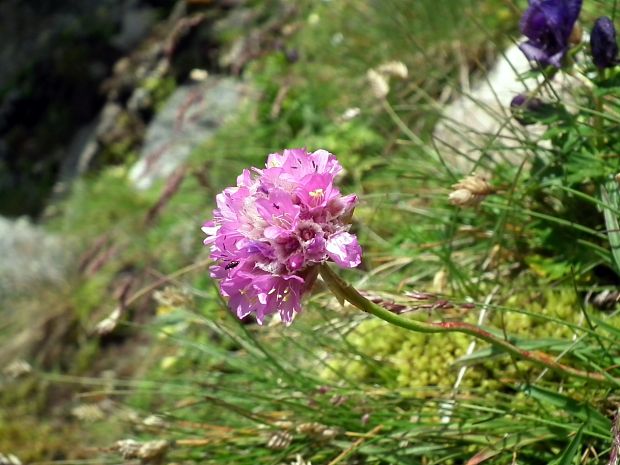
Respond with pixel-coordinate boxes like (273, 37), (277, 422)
(591, 17), (618, 69)
(510, 93), (547, 125)
(519, 0), (582, 68)
(202, 149), (362, 325)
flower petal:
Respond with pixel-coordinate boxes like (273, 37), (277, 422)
(591, 16), (618, 68)
(326, 232), (362, 268)
(518, 0), (581, 67)
(565, 0), (582, 25)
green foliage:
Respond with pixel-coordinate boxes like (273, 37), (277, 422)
(322, 317), (472, 390)
(142, 75), (177, 110)
(8, 0), (620, 464)
(322, 289), (620, 395)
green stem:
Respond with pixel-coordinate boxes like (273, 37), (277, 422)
(594, 69), (606, 150)
(319, 263), (620, 386)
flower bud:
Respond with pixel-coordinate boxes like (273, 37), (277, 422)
(449, 189), (482, 207)
(377, 61), (409, 79)
(591, 16), (619, 68)
(449, 174), (494, 208)
(114, 439), (169, 462)
(266, 431), (293, 450)
(510, 93), (547, 126)
(367, 69), (389, 99)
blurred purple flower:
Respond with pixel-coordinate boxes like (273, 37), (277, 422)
(519, 0), (582, 67)
(510, 93), (547, 125)
(202, 149), (362, 325)
(591, 17), (618, 69)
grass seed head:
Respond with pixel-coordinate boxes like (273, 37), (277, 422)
(267, 431), (293, 450)
(377, 61), (409, 79)
(367, 69), (390, 99)
(449, 174), (494, 207)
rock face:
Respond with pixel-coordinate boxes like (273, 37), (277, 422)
(129, 76), (248, 189)
(0, 217), (72, 299)
(433, 43), (582, 174)
(0, 0), (169, 217)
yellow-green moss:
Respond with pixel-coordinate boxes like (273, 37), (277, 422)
(323, 289), (620, 392)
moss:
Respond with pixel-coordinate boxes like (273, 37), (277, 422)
(323, 288), (620, 393)
(0, 377), (48, 416)
(141, 75), (177, 110)
(73, 340), (102, 374)
(0, 409), (125, 462)
(322, 317), (474, 390)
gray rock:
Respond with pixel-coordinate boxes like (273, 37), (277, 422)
(127, 87), (154, 114)
(112, 4), (157, 52)
(56, 120), (99, 195)
(0, 217), (72, 300)
(53, 103), (122, 198)
(129, 76), (248, 190)
(0, 0), (140, 90)
(96, 103), (125, 142)
(433, 43), (584, 174)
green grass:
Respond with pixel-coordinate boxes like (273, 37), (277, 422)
(4, 0), (620, 464)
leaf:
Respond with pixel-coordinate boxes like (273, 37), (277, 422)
(526, 255), (573, 280)
(593, 317), (620, 339)
(523, 385), (611, 434)
(456, 339), (574, 365)
(550, 424), (584, 465)
(465, 428), (554, 465)
(600, 180), (620, 274)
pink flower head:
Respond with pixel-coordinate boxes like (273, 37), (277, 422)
(202, 149), (362, 325)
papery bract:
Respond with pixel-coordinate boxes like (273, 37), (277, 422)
(202, 149), (362, 324)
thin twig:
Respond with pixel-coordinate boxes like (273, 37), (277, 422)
(441, 285), (499, 423)
(609, 408), (620, 465)
(327, 424), (383, 465)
